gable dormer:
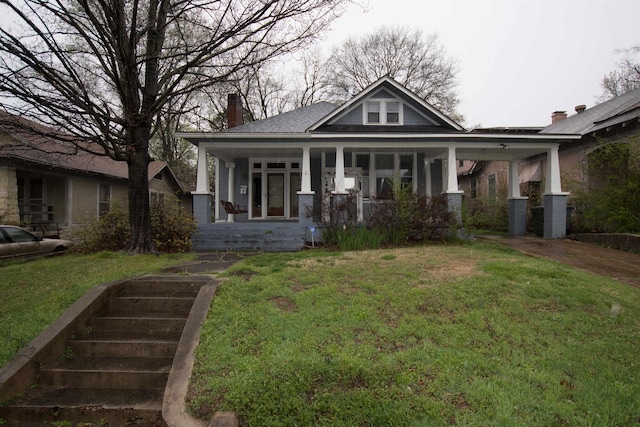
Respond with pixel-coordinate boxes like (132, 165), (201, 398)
(308, 76), (463, 133)
(363, 89), (402, 125)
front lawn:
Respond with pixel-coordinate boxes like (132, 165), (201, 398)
(0, 251), (194, 367)
(189, 243), (640, 426)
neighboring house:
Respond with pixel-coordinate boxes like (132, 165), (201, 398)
(179, 77), (578, 251)
(458, 88), (640, 229)
(0, 113), (191, 235)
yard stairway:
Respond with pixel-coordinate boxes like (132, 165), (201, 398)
(0, 276), (206, 426)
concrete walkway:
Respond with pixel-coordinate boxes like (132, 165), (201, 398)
(478, 235), (640, 288)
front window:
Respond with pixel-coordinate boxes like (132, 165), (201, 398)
(488, 174), (496, 199)
(375, 154), (394, 198)
(99, 184), (111, 216)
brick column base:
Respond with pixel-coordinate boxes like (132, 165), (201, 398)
(508, 198), (528, 236)
(543, 194), (568, 238)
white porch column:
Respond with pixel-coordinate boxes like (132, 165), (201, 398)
(424, 158), (432, 198)
(545, 146), (563, 194)
(446, 146), (460, 193)
(226, 162), (236, 222)
(508, 160), (521, 199)
(192, 145), (213, 225)
(195, 144), (209, 192)
(214, 158), (220, 221)
(300, 146), (312, 193)
(508, 160), (528, 236)
(334, 145), (346, 193)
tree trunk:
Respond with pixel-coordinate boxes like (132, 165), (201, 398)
(125, 128), (157, 254)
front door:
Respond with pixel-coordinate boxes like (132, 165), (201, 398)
(267, 173), (285, 217)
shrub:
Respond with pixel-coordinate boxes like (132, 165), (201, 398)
(74, 197), (196, 253)
(319, 178), (457, 250)
(150, 198), (197, 253)
(462, 196), (508, 233)
(73, 204), (129, 253)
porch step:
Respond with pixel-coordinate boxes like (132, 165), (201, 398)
(192, 223), (309, 252)
(0, 276), (213, 426)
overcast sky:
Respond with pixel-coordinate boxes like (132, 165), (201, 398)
(322, 0), (640, 128)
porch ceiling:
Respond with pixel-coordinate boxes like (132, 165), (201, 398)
(205, 143), (564, 163)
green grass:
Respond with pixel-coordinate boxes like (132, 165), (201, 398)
(0, 251), (194, 366)
(189, 243), (640, 426)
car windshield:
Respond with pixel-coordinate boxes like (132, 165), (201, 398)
(4, 227), (38, 242)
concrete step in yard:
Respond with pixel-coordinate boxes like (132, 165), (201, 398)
(0, 276), (210, 426)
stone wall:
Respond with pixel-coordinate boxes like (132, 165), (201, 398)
(0, 166), (19, 224)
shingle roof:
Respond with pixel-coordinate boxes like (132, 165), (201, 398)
(541, 87), (640, 135)
(0, 112), (172, 182)
(223, 102), (338, 133)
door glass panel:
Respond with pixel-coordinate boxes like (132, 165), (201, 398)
(267, 173), (285, 217)
(290, 173), (301, 218)
(252, 173), (262, 218)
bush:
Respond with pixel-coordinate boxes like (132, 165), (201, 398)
(73, 204), (130, 252)
(462, 197), (508, 233)
(150, 199), (197, 253)
(74, 197), (196, 253)
(319, 179), (456, 250)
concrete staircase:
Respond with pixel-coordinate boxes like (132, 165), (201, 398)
(0, 276), (208, 426)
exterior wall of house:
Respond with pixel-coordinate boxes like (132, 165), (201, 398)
(459, 160), (510, 199)
(0, 166), (19, 224)
(148, 169), (193, 212)
(69, 176), (128, 225)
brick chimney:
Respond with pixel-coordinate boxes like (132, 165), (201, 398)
(551, 110), (567, 124)
(227, 93), (243, 128)
(575, 104), (586, 113)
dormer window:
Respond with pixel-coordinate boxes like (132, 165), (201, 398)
(366, 101), (380, 123)
(386, 101), (399, 123)
(364, 99), (402, 125)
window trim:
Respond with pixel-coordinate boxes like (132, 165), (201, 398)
(98, 183), (111, 217)
(363, 99), (403, 125)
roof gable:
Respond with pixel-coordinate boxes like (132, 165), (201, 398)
(308, 76), (464, 132)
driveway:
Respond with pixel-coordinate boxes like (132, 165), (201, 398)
(478, 235), (640, 288)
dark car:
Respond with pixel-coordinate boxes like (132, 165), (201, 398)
(0, 225), (72, 259)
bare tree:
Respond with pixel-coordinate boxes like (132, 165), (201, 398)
(0, 0), (349, 253)
(292, 47), (331, 107)
(324, 26), (462, 123)
(600, 46), (640, 101)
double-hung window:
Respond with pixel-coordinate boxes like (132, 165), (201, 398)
(366, 101), (380, 123)
(98, 184), (111, 216)
(365, 100), (402, 125)
(386, 102), (400, 123)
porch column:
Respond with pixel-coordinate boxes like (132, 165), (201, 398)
(424, 158), (433, 198)
(226, 162), (236, 223)
(298, 146), (315, 227)
(544, 146), (569, 238)
(192, 144), (212, 225)
(301, 146), (312, 193)
(445, 146), (463, 222)
(334, 145), (346, 194)
(507, 160), (528, 236)
(196, 144), (209, 192)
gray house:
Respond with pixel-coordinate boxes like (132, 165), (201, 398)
(179, 77), (578, 251)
